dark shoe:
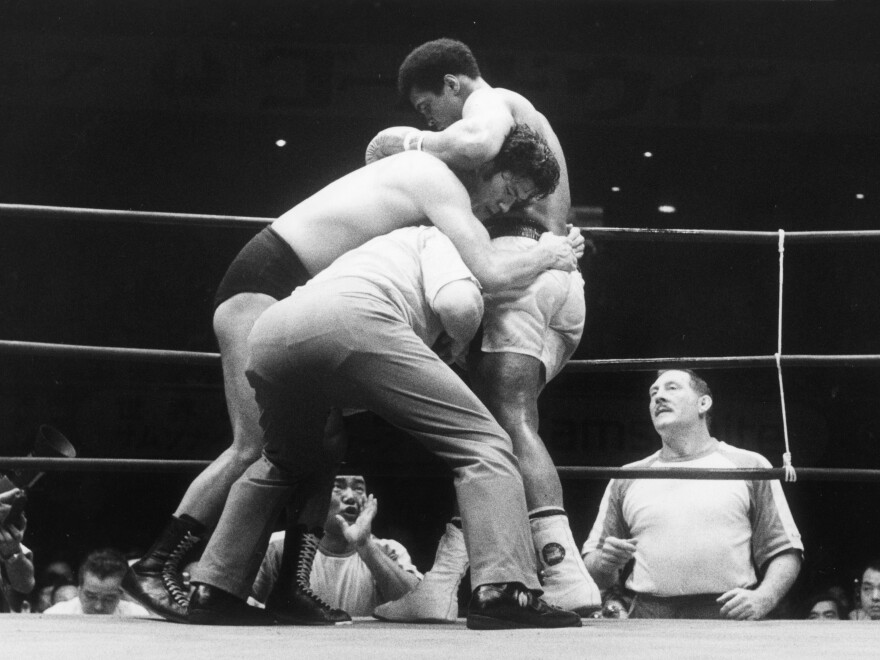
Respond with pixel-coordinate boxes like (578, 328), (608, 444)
(266, 528), (351, 625)
(187, 584), (278, 626)
(122, 515), (205, 623)
(466, 583), (582, 630)
(267, 586), (352, 626)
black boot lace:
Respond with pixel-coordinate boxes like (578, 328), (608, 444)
(295, 532), (334, 611)
(162, 531), (200, 608)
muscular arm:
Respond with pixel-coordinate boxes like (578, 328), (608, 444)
(420, 88), (514, 169)
(418, 163), (576, 292)
(356, 539), (421, 602)
(583, 537), (638, 590)
(717, 550), (802, 620)
(423, 90), (571, 235)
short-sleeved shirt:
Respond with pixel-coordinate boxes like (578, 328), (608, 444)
(581, 441), (803, 597)
(309, 225), (480, 350)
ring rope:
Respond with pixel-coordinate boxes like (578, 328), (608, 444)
(2, 456), (880, 482)
(5, 340), (880, 372)
(4, 203), (880, 243)
(3, 203), (879, 484)
(775, 230), (796, 482)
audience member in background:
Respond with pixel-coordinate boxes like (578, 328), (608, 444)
(803, 590), (847, 620)
(598, 585), (632, 619)
(0, 487), (35, 612)
(44, 549), (152, 616)
(582, 370), (803, 620)
(851, 559), (880, 620)
(249, 475), (421, 616)
(50, 583), (79, 607)
(31, 560), (76, 613)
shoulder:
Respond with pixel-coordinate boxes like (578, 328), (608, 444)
(43, 598), (81, 614)
(623, 451), (662, 469)
(117, 599), (152, 617)
(715, 441), (772, 468)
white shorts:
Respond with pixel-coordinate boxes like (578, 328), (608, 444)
(480, 236), (586, 383)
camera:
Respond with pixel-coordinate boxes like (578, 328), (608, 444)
(2, 489), (27, 530)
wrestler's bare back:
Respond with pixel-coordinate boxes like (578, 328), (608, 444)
(487, 88), (570, 232)
(271, 151), (473, 276)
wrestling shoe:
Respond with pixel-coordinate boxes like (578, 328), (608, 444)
(466, 583), (582, 630)
(267, 526), (351, 625)
(187, 584), (277, 626)
(532, 513), (602, 616)
(373, 521), (467, 623)
(122, 514), (205, 623)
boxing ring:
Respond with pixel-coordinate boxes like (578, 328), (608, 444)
(2, 203), (879, 658)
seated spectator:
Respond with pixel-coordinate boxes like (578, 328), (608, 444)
(250, 475), (422, 616)
(1, 487), (36, 613)
(851, 559), (880, 621)
(804, 590), (847, 620)
(30, 559), (77, 612)
(50, 583), (78, 607)
(43, 548), (151, 616)
(598, 585), (632, 619)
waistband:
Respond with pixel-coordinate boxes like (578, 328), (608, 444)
(485, 219), (546, 241)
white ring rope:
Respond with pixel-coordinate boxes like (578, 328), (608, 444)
(775, 229), (796, 482)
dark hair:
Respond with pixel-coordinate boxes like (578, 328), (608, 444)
(656, 369), (714, 428)
(398, 38), (481, 98)
(492, 123), (560, 200)
(864, 557), (880, 576)
(803, 590), (846, 619)
(78, 548), (128, 585)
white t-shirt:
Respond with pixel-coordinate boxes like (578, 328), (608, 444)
(43, 596), (152, 617)
(251, 531), (421, 616)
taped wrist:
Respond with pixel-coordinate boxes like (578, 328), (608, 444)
(403, 130), (424, 152)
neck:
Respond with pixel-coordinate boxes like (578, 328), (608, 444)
(658, 425), (715, 460)
(318, 531), (355, 555)
(460, 76), (489, 100)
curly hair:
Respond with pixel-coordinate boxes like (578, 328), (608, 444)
(397, 38), (481, 98)
(492, 123), (560, 200)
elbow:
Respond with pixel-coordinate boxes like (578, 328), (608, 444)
(434, 281), (484, 343)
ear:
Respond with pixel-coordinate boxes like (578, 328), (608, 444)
(698, 395), (713, 415)
(443, 74), (461, 94)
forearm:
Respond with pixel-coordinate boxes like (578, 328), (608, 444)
(357, 539), (420, 602)
(582, 552), (622, 590)
(754, 551), (801, 613)
(420, 125), (499, 171)
(476, 245), (556, 292)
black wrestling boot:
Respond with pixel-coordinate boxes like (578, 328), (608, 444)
(466, 582), (583, 630)
(122, 514), (206, 623)
(187, 584), (278, 626)
(267, 525), (352, 625)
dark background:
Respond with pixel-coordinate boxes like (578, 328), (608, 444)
(2, 0), (880, 613)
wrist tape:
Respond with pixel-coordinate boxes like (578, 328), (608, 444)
(403, 130), (424, 152)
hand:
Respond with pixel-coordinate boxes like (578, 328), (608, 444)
(717, 588), (774, 620)
(566, 224), (586, 260)
(432, 332), (470, 366)
(336, 494), (377, 547)
(538, 232), (578, 272)
(596, 536), (637, 571)
(365, 126), (421, 164)
(0, 489), (25, 558)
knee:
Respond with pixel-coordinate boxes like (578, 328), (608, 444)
(225, 440), (264, 474)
